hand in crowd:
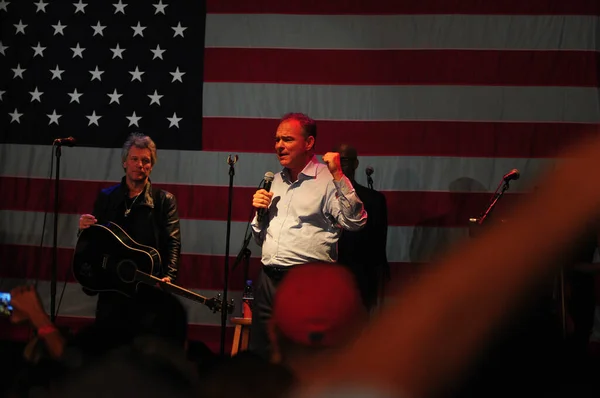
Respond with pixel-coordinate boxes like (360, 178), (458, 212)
(9, 285), (46, 325)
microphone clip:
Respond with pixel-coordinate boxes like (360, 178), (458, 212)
(227, 154), (238, 166)
(53, 137), (76, 147)
(227, 154), (238, 177)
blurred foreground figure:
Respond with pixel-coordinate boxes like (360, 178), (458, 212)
(295, 134), (600, 397)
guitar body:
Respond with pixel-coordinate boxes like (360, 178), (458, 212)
(72, 222), (161, 297)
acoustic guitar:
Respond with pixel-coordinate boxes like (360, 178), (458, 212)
(73, 222), (234, 314)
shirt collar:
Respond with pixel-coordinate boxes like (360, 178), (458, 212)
(281, 155), (319, 183)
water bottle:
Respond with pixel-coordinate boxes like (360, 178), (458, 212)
(242, 280), (254, 319)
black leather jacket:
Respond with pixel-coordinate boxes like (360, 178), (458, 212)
(91, 177), (181, 281)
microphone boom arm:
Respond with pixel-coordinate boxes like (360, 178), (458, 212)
(477, 179), (510, 225)
(232, 232), (252, 272)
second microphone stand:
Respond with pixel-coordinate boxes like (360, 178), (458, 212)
(477, 178), (511, 226)
(50, 142), (62, 323)
(220, 154), (238, 356)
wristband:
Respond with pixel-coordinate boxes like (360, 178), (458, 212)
(37, 324), (57, 337)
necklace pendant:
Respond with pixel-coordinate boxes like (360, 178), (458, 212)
(124, 209), (131, 217)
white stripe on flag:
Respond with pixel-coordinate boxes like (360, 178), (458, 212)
(203, 83), (600, 123)
(205, 14), (600, 51)
(0, 144), (555, 192)
(0, 210), (469, 263)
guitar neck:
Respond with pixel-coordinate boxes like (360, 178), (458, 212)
(134, 270), (208, 304)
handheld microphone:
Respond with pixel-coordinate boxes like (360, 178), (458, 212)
(503, 169), (520, 182)
(257, 171), (274, 222)
(53, 136), (76, 147)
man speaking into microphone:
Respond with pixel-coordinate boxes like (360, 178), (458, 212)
(250, 113), (367, 359)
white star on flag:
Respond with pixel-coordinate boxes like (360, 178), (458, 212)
(71, 43), (85, 58)
(107, 89), (123, 104)
(50, 65), (65, 80)
(91, 22), (106, 36)
(9, 109), (23, 124)
(131, 22), (146, 37)
(68, 89), (83, 104)
(150, 45), (165, 60)
(52, 21), (67, 35)
(32, 42), (46, 57)
(86, 111), (101, 126)
(148, 90), (163, 105)
(35, 0), (48, 13)
(30, 87), (44, 102)
(172, 22), (186, 38)
(89, 66), (104, 81)
(14, 20), (27, 35)
(47, 110), (62, 125)
(127, 111), (141, 127)
(167, 112), (182, 128)
(73, 0), (87, 14)
(153, 1), (168, 15)
(170, 67), (185, 83)
(113, 0), (127, 14)
(110, 44), (126, 59)
(129, 66), (144, 82)
(12, 64), (26, 79)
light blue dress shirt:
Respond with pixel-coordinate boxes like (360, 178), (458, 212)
(251, 155), (367, 266)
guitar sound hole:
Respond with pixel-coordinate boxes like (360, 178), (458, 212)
(117, 260), (138, 283)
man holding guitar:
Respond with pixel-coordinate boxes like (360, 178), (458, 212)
(77, 133), (184, 343)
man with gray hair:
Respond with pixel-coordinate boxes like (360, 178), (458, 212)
(78, 133), (184, 343)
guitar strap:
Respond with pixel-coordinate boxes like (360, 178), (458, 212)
(151, 186), (163, 273)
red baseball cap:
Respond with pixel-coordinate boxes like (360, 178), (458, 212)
(271, 262), (366, 347)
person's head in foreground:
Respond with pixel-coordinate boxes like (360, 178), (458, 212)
(268, 262), (368, 378)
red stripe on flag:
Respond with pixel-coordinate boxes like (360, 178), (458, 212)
(0, 244), (415, 291)
(0, 244), (260, 291)
(0, 177), (256, 222)
(205, 49), (599, 87)
(203, 118), (600, 157)
(0, 316), (233, 353)
(0, 177), (528, 227)
(383, 191), (526, 228)
(207, 0), (600, 15)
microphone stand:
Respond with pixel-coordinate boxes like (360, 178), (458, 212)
(367, 174), (374, 190)
(231, 234), (252, 315)
(220, 154), (238, 356)
(50, 142), (62, 323)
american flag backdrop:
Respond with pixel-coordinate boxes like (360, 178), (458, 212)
(1, 0), (599, 351)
